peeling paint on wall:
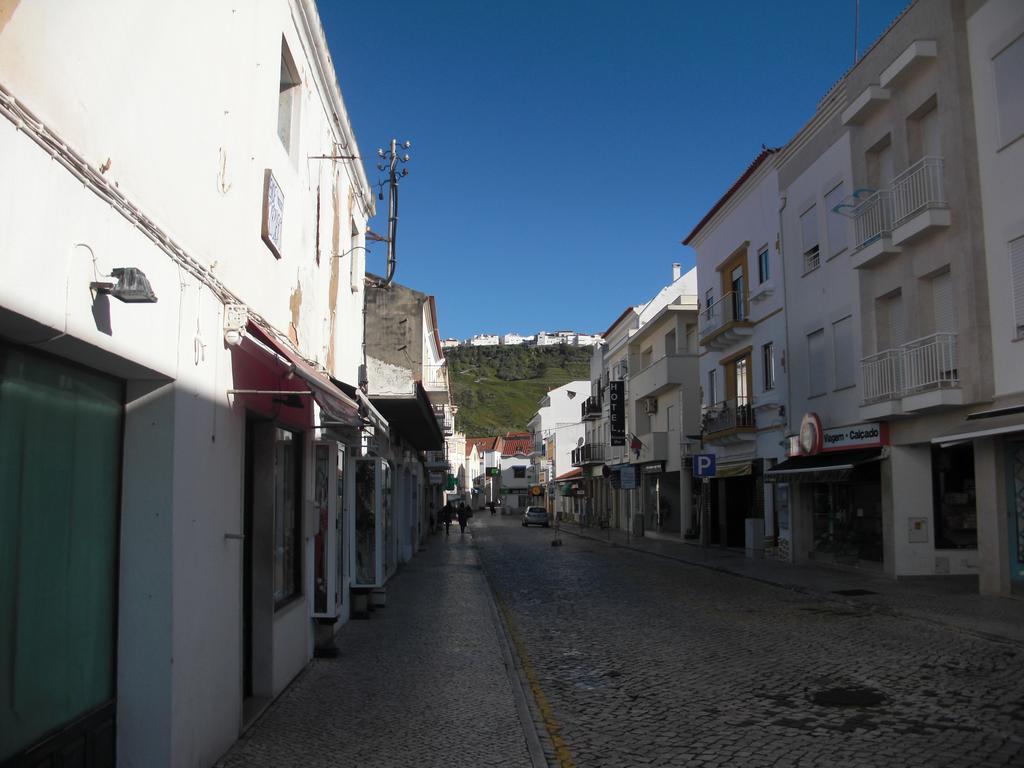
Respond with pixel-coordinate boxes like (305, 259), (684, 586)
(289, 282), (302, 346)
(0, 0), (22, 37)
(327, 239), (340, 371)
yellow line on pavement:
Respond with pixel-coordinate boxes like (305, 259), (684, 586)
(494, 596), (576, 768)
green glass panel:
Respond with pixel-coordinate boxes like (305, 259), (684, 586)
(0, 347), (120, 760)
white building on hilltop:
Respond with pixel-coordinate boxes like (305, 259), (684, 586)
(467, 333), (500, 346)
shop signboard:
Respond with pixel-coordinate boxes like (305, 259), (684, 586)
(487, 467), (500, 477)
(619, 465), (637, 490)
(788, 415), (889, 456)
(609, 380), (625, 446)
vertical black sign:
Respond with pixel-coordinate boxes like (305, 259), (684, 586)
(609, 380), (625, 446)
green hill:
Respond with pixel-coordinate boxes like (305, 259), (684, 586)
(447, 344), (592, 436)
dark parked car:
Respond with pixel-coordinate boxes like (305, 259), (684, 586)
(522, 506), (550, 527)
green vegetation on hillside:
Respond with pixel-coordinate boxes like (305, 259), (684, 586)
(447, 345), (592, 436)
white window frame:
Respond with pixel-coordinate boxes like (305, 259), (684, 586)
(800, 204), (820, 273)
(762, 342), (775, 392)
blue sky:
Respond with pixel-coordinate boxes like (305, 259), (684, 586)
(322, 1), (909, 341)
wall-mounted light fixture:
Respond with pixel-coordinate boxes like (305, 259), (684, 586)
(91, 268), (158, 303)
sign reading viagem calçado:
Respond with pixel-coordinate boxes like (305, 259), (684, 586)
(789, 414), (889, 456)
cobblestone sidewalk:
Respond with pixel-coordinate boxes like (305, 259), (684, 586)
(216, 530), (541, 768)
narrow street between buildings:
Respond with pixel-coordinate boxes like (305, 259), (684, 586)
(220, 512), (1024, 768)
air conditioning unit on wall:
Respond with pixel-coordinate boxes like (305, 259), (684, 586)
(642, 397), (658, 414)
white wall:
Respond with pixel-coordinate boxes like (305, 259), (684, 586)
(0, 2), (373, 765)
(968, 0), (1024, 399)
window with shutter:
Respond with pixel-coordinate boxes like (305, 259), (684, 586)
(808, 329), (826, 395)
(833, 316), (855, 389)
(931, 270), (955, 334)
(1011, 237), (1024, 339)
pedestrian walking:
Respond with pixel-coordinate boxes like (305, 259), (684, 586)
(442, 501), (453, 535)
(457, 502), (468, 534)
(488, 500), (496, 516)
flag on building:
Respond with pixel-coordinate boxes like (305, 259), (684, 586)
(630, 434), (643, 459)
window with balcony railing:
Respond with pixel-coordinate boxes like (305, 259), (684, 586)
(859, 332), (959, 403)
(891, 156), (946, 224)
(702, 397), (755, 434)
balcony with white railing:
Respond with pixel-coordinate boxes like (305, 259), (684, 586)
(702, 397), (756, 444)
(859, 332), (961, 418)
(698, 291), (752, 351)
(901, 332), (961, 410)
(422, 363), (449, 394)
(850, 189), (901, 269)
(571, 443), (606, 466)
(891, 156), (950, 245)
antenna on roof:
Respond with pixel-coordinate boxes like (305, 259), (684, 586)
(853, 0), (861, 65)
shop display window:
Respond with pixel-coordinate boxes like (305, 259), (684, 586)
(932, 443), (977, 549)
(353, 457), (392, 588)
(273, 427), (303, 607)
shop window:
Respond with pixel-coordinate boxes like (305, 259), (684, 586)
(513, 466), (526, 479)
(1, 345), (121, 760)
(273, 427), (303, 607)
(932, 443), (977, 549)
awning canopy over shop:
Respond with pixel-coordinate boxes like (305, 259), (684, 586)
(931, 412), (1024, 447)
(555, 467), (583, 482)
(765, 449), (882, 482)
(240, 322), (361, 428)
(715, 461), (751, 478)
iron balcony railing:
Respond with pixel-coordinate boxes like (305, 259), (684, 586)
(701, 397), (755, 434)
(852, 189), (896, 250)
(571, 443), (606, 466)
(892, 156), (947, 225)
(700, 291), (747, 339)
(860, 332), (958, 403)
(581, 395), (601, 420)
(432, 403), (455, 435)
(422, 364), (449, 391)
(424, 449), (449, 469)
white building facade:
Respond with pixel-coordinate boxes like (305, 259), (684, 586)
(0, 2), (379, 765)
(686, 151), (789, 552)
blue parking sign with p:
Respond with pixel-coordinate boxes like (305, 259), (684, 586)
(693, 453), (716, 478)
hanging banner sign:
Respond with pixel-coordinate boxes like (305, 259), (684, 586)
(609, 380), (625, 446)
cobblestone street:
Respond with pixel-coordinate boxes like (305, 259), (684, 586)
(473, 516), (1024, 768)
(216, 514), (1024, 767)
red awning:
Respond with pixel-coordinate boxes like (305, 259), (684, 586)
(243, 323), (361, 428)
(555, 467), (583, 481)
